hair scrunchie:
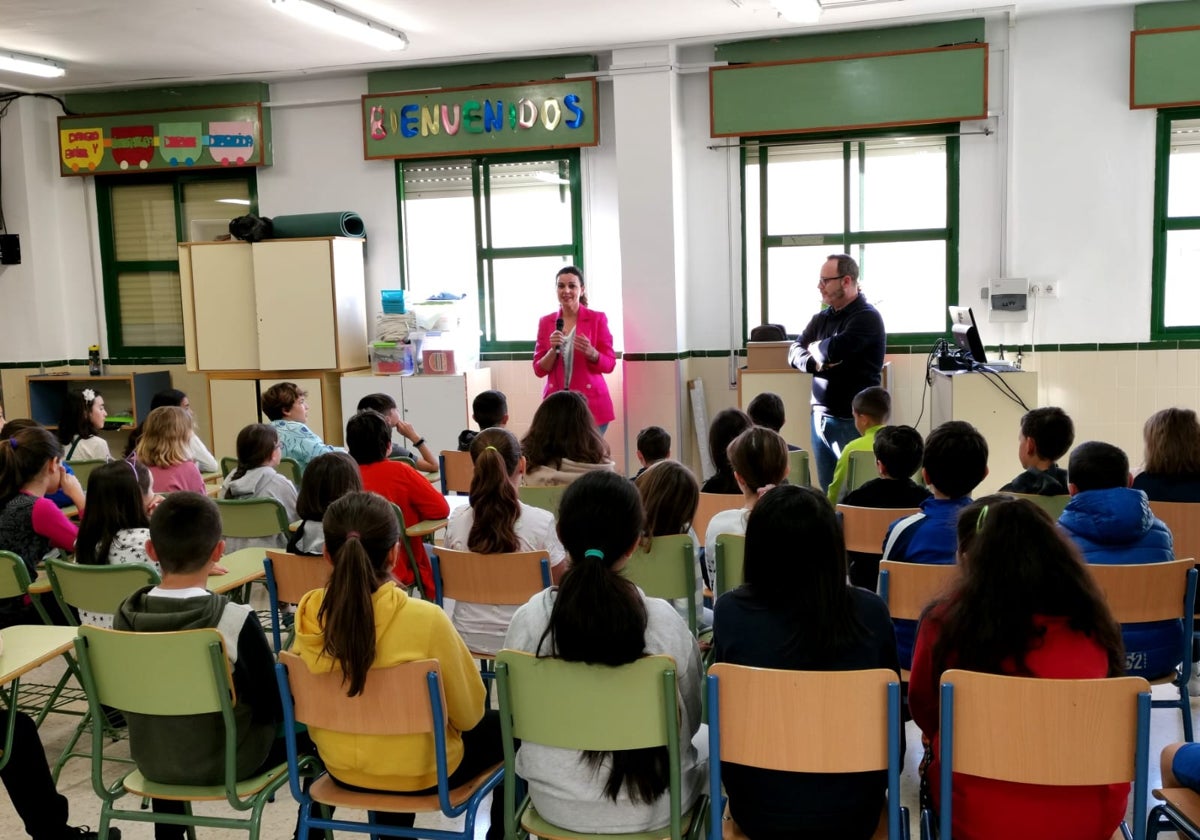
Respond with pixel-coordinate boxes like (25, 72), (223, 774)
(485, 445), (498, 451)
(755, 483), (777, 498)
(346, 530), (362, 539)
(583, 548), (605, 561)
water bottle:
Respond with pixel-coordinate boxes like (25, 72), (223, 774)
(88, 345), (102, 376)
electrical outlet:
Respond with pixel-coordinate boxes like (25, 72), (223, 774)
(1031, 282), (1058, 299)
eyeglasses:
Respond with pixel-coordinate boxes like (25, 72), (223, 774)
(818, 274), (845, 285)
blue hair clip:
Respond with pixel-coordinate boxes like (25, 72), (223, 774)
(584, 549), (604, 561)
(8, 437), (16, 450)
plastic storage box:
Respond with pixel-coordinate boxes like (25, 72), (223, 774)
(370, 341), (413, 375)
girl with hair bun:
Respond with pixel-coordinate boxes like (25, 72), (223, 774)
(443, 428), (565, 654)
(293, 491), (507, 839)
(503, 470), (705, 834)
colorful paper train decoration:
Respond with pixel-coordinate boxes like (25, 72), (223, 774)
(59, 120), (256, 172)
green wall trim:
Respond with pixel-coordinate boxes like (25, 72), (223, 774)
(65, 83), (271, 114)
(716, 19), (984, 63)
(1136, 0), (1200, 30)
(368, 56), (597, 95)
(1131, 27), (1200, 108)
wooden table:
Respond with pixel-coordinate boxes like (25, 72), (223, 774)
(0, 625), (78, 771)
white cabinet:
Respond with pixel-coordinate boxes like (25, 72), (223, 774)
(340, 370), (493, 458)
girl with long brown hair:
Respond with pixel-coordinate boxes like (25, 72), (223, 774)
(135, 406), (205, 494)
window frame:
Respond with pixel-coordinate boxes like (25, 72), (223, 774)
(740, 123), (960, 347)
(396, 149), (584, 354)
(95, 169), (259, 360)
(1151, 106), (1200, 340)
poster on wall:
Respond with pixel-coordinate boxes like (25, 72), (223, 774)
(57, 103), (270, 176)
(362, 78), (599, 160)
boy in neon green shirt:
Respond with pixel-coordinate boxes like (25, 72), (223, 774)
(827, 386), (890, 503)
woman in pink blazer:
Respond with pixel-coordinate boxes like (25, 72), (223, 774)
(533, 266), (617, 431)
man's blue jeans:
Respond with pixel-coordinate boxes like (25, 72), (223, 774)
(811, 411), (861, 492)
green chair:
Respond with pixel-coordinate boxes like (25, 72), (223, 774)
(1006, 492), (1070, 519)
(389, 454), (417, 468)
(214, 498), (290, 540)
(496, 650), (707, 840)
(219, 456), (238, 477)
(74, 626), (293, 840)
(713, 534), (745, 599)
(66, 459), (107, 486)
(786, 449), (811, 488)
(220, 457), (301, 484)
(622, 533), (698, 636)
(518, 485), (565, 517)
(845, 449), (879, 495)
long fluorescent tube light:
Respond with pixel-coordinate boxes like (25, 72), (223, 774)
(270, 0), (408, 51)
(0, 50), (66, 78)
(771, 0), (822, 23)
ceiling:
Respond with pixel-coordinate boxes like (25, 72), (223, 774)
(0, 0), (1131, 95)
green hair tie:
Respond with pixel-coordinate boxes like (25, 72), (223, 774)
(975, 504), (989, 533)
(485, 445), (498, 451)
(584, 549), (605, 561)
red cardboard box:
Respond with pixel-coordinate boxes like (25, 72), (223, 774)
(422, 349), (457, 375)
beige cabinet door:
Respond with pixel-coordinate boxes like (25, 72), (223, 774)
(208, 378), (260, 463)
(187, 243), (259, 371)
(253, 240), (337, 371)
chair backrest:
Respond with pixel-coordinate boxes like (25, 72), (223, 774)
(786, 450), (810, 488)
(389, 454), (416, 468)
(1005, 492), (1070, 518)
(221, 457), (301, 484)
(0, 550), (33, 600)
(517, 485), (565, 516)
(714, 534), (745, 598)
(430, 547), (551, 607)
(877, 560), (959, 621)
(693, 492), (744, 544)
(439, 449), (474, 495)
(214, 497), (290, 539)
(623, 534), (697, 633)
(1149, 501), (1200, 566)
(220, 456), (237, 477)
(838, 505), (921, 554)
(264, 550), (330, 605)
(66, 459), (107, 485)
(845, 449), (880, 494)
(1086, 559), (1196, 624)
(44, 558), (160, 621)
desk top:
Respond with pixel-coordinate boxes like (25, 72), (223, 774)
(0, 626), (76, 686)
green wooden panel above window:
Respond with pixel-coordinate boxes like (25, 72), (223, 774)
(1136, 0), (1200, 30)
(368, 56), (597, 94)
(1131, 26), (1200, 109)
(716, 19), (984, 63)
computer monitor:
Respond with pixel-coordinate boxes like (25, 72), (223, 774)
(948, 305), (987, 364)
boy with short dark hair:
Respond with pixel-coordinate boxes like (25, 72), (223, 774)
(826, 386), (891, 503)
(357, 393), (436, 471)
(998, 406), (1074, 496)
(882, 420), (989, 668)
(633, 426), (671, 479)
(262, 381), (340, 471)
(1059, 441), (1176, 679)
(115, 493), (283, 839)
(843, 425), (932, 509)
(746, 392), (800, 452)
(458, 389), (509, 451)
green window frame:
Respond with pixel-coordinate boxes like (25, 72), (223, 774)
(396, 149), (584, 354)
(1151, 107), (1200, 339)
(741, 124), (960, 347)
(96, 170), (259, 360)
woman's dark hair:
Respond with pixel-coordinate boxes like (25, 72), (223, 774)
(520, 391), (609, 472)
(0, 427), (63, 505)
(125, 389), (188, 457)
(76, 460), (152, 565)
(635, 460), (699, 541)
(318, 491), (401, 696)
(57, 389), (102, 445)
(296, 452), (362, 521)
(556, 265), (588, 308)
(707, 409), (753, 485)
(345, 410), (391, 466)
(727, 426), (789, 492)
(743, 485), (864, 653)
(231, 423), (279, 480)
(467, 428), (522, 554)
(537, 471), (664, 804)
(932, 495), (1125, 680)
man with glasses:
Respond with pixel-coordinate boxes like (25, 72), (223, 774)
(788, 254), (886, 491)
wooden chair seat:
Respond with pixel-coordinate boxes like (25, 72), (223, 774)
(521, 802), (698, 840)
(123, 763), (289, 801)
(1150, 787), (1200, 839)
(309, 762), (502, 812)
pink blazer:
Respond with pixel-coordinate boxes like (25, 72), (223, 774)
(533, 306), (617, 425)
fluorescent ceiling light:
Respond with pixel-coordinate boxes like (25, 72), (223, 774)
(0, 50), (66, 78)
(217, 198), (252, 205)
(270, 0), (408, 51)
(771, 0), (821, 23)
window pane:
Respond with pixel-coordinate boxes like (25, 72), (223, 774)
(489, 256), (575, 342)
(486, 159), (573, 248)
(112, 184), (176, 261)
(117, 271), (184, 346)
(181, 179), (251, 241)
(849, 138), (947, 231)
(765, 245), (834, 332)
(764, 143), (844, 235)
(402, 161), (478, 301)
(1163, 229), (1200, 328)
(1168, 118), (1200, 218)
(852, 240), (947, 334)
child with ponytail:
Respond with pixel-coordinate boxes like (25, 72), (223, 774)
(704, 426), (789, 584)
(219, 423), (298, 552)
(503, 470), (705, 834)
(293, 491), (507, 839)
(443, 428), (565, 654)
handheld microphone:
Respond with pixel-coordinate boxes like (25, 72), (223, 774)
(555, 316), (564, 354)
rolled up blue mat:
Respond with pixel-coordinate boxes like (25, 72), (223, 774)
(270, 211), (365, 239)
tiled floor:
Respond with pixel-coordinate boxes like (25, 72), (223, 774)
(1, 657), (1192, 839)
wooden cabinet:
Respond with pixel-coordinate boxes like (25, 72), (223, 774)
(737, 368), (813, 450)
(339, 370), (493, 458)
(207, 370), (344, 462)
(27, 371), (172, 430)
(179, 237), (368, 373)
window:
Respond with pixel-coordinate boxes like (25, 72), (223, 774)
(398, 151), (583, 353)
(97, 171), (257, 359)
(743, 127), (959, 344)
(1152, 109), (1200, 338)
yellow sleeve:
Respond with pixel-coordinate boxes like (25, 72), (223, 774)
(426, 607), (486, 732)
